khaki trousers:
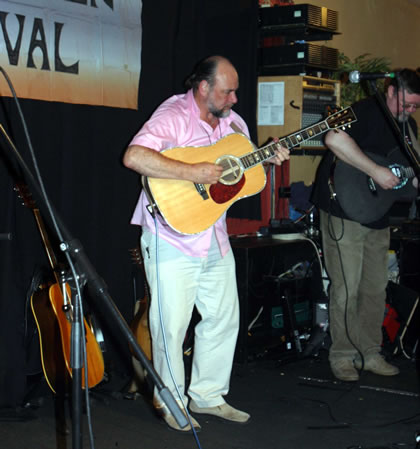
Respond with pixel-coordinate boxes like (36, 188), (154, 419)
(320, 210), (390, 362)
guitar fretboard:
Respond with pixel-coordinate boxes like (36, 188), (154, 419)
(190, 107), (355, 201)
(240, 121), (329, 169)
(402, 166), (416, 178)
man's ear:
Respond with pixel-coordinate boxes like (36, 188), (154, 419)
(198, 80), (209, 96)
(386, 84), (396, 99)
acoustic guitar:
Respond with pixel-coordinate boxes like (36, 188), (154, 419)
(143, 107), (357, 235)
(15, 184), (105, 394)
(329, 150), (417, 223)
(127, 248), (152, 394)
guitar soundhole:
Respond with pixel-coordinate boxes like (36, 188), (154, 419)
(390, 164), (408, 189)
(216, 155), (243, 186)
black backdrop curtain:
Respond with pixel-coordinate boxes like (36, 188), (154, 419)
(0, 0), (259, 409)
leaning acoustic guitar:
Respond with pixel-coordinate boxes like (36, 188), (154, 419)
(15, 184), (105, 394)
(127, 248), (152, 394)
(143, 107), (357, 234)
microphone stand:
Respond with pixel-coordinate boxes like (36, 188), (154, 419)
(0, 125), (188, 449)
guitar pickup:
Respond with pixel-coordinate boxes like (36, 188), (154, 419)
(367, 176), (378, 195)
(195, 183), (209, 200)
(328, 179), (337, 200)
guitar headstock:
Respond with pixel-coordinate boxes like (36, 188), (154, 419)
(326, 106), (357, 130)
(14, 183), (37, 210)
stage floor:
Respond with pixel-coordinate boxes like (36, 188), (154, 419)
(1, 347), (419, 449)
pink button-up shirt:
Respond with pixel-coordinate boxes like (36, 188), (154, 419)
(129, 89), (250, 257)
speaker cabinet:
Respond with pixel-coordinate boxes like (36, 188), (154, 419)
(231, 237), (319, 366)
(398, 239), (420, 293)
(259, 44), (339, 75)
(259, 4), (339, 33)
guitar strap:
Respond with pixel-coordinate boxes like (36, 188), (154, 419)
(230, 122), (243, 134)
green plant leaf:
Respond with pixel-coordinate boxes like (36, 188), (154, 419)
(334, 52), (392, 107)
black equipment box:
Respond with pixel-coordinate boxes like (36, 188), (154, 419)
(260, 43), (338, 75)
(260, 4), (338, 33)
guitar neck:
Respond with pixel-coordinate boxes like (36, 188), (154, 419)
(403, 166), (416, 179)
(32, 208), (61, 285)
(130, 249), (151, 301)
(404, 133), (420, 176)
(240, 119), (330, 169)
(15, 183), (61, 282)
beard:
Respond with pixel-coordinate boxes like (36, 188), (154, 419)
(208, 99), (232, 118)
(396, 111), (410, 122)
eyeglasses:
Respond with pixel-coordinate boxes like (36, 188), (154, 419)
(398, 94), (420, 110)
(399, 100), (419, 110)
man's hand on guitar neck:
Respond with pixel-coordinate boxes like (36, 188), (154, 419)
(265, 138), (290, 169)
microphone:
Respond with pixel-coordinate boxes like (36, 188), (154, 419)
(349, 70), (395, 83)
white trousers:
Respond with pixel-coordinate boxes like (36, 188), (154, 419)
(140, 229), (239, 408)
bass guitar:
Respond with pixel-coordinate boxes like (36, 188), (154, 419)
(15, 184), (105, 394)
(330, 150), (417, 224)
(143, 107), (357, 234)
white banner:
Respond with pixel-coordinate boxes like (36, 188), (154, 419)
(0, 0), (142, 109)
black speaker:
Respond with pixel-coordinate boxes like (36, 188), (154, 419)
(231, 236), (319, 365)
(259, 4), (339, 33)
(399, 238), (420, 293)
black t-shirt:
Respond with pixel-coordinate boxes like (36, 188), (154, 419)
(311, 95), (418, 229)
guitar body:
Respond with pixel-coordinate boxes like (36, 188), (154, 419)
(130, 297), (152, 361)
(31, 283), (105, 393)
(145, 133), (266, 234)
(127, 297), (152, 391)
(333, 152), (416, 223)
(31, 285), (70, 394)
(48, 283), (105, 390)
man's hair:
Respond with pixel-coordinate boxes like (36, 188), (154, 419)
(389, 68), (420, 95)
(184, 55), (230, 92)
